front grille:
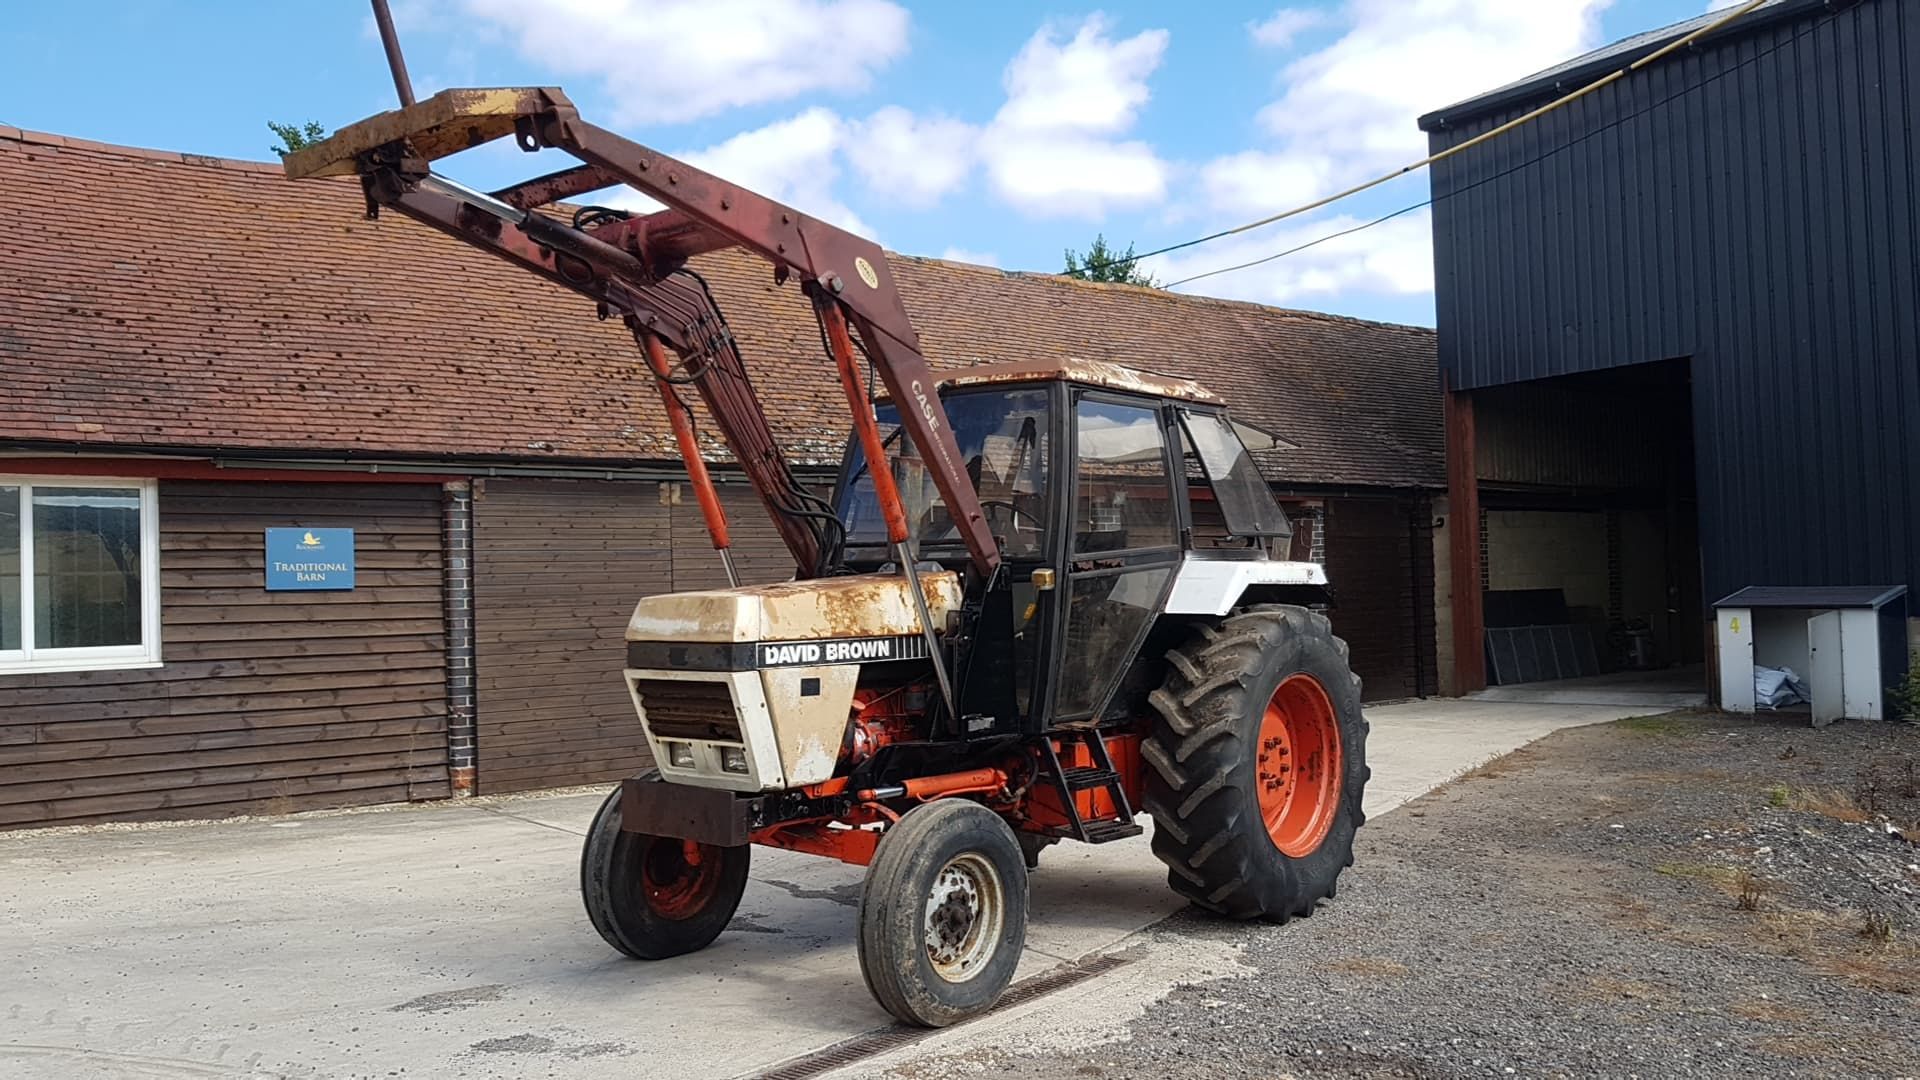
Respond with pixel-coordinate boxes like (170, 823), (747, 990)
(633, 679), (742, 742)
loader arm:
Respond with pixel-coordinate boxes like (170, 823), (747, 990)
(284, 87), (999, 580)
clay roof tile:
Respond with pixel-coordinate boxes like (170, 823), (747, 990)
(0, 129), (1441, 489)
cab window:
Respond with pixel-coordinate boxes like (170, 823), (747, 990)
(1179, 410), (1293, 539)
(1071, 399), (1175, 554)
(836, 388), (1051, 560)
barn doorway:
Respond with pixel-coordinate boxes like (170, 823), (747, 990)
(1468, 359), (1705, 699)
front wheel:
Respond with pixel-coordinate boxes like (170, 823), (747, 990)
(581, 774), (751, 959)
(857, 799), (1029, 1027)
(1143, 604), (1369, 921)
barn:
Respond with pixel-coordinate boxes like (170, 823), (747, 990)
(0, 126), (1443, 827)
(1421, 0), (1915, 703)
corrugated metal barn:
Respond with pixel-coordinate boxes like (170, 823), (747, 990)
(1419, 0), (1917, 695)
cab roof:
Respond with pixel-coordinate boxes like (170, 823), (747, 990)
(925, 358), (1222, 404)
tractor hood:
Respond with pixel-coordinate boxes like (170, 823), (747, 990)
(625, 571), (963, 646)
(620, 572), (963, 793)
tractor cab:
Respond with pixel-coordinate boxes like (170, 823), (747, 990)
(835, 359), (1325, 732)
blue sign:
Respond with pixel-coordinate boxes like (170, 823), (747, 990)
(265, 528), (356, 591)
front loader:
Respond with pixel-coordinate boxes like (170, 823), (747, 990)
(287, 73), (1368, 1027)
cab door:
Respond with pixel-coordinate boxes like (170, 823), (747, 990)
(1038, 391), (1184, 726)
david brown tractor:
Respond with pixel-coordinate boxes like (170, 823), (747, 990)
(288, 83), (1368, 1028)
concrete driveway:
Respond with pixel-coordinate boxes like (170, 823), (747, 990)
(0, 698), (1642, 1080)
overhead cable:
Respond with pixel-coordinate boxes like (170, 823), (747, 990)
(1065, 0), (1772, 280)
(1168, 0), (1837, 287)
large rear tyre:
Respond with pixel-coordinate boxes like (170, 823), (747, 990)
(581, 773), (751, 960)
(857, 799), (1028, 1027)
(1143, 604), (1369, 921)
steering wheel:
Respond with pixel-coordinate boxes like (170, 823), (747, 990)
(980, 499), (1041, 532)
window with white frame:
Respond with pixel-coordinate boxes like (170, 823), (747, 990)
(0, 477), (161, 674)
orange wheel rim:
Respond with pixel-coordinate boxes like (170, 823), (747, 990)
(1257, 673), (1343, 858)
(643, 838), (722, 920)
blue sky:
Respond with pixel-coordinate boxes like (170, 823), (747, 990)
(2, 1), (1727, 327)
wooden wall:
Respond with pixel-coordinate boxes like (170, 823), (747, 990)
(471, 478), (795, 794)
(668, 482), (804, 590)
(1325, 495), (1438, 702)
(0, 481), (449, 827)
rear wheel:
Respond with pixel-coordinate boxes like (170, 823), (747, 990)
(1143, 605), (1368, 921)
(581, 773), (751, 959)
(857, 799), (1028, 1027)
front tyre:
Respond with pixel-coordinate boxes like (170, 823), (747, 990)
(857, 799), (1028, 1027)
(580, 773), (751, 959)
(1143, 605), (1369, 921)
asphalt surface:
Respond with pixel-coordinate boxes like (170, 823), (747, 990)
(0, 698), (1629, 1080)
(881, 713), (1920, 1080)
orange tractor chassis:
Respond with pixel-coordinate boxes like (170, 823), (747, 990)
(623, 732), (1151, 867)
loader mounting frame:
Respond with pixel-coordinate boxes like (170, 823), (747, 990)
(283, 86), (1000, 584)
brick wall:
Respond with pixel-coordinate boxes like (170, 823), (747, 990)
(1431, 494), (1458, 696)
(1484, 510), (1609, 615)
(1284, 503), (1326, 564)
(443, 481), (476, 796)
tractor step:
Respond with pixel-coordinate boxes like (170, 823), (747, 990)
(1060, 766), (1121, 791)
(1079, 819), (1146, 844)
(1041, 729), (1141, 845)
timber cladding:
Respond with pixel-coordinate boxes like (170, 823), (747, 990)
(470, 477), (794, 795)
(1325, 496), (1438, 703)
(0, 481), (450, 828)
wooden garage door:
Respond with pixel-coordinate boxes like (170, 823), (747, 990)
(669, 482), (805, 591)
(0, 481), (449, 828)
(471, 477), (797, 794)
(1324, 496), (1437, 703)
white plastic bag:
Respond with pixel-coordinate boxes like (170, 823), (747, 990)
(1755, 665), (1809, 709)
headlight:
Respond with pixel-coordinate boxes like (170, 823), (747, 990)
(720, 746), (749, 774)
(667, 742), (695, 769)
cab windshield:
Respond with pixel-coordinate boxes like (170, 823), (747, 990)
(836, 387), (1051, 560)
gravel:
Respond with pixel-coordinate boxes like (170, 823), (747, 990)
(890, 712), (1920, 1080)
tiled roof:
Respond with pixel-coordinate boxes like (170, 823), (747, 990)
(0, 127), (1442, 490)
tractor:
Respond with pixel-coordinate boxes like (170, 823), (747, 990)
(288, 68), (1367, 1027)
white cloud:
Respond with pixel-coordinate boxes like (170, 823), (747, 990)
(1249, 8), (1329, 50)
(1255, 0), (1613, 175)
(978, 132), (1167, 218)
(979, 16), (1173, 218)
(992, 15), (1168, 135)
(678, 108), (872, 236)
(938, 247), (1000, 267)
(456, 0), (910, 125)
(1199, 150), (1331, 217)
(590, 104), (971, 230)
(844, 107), (978, 207)
(1168, 0), (1612, 307)
(424, 6), (1173, 229)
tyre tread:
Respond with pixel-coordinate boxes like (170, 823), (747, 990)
(1144, 605), (1369, 921)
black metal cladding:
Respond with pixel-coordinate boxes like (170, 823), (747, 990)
(1421, 0), (1920, 603)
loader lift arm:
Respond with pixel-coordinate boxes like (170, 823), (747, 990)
(283, 87), (1000, 581)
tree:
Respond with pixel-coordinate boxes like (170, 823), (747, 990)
(268, 121), (329, 157)
(1063, 233), (1160, 287)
